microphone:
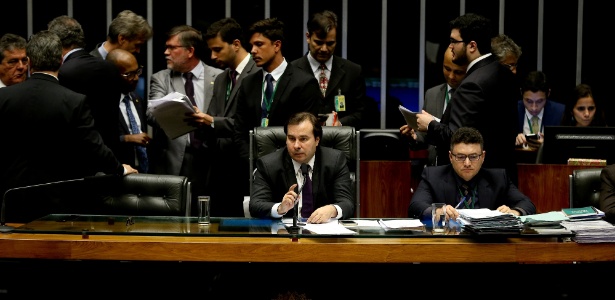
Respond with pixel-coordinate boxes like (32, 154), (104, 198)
(0, 174), (119, 232)
(287, 163), (309, 234)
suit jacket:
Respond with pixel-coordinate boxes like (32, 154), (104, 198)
(89, 43), (104, 59)
(58, 49), (122, 156)
(427, 55), (519, 180)
(407, 165), (536, 219)
(148, 61), (223, 175)
(411, 83), (448, 165)
(206, 59), (260, 217)
(516, 99), (565, 134)
(600, 164), (615, 223)
(249, 146), (355, 219)
(0, 73), (123, 222)
(117, 91), (148, 169)
(290, 55), (368, 128)
(233, 62), (321, 164)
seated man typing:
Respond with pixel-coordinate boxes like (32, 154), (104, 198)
(249, 112), (355, 223)
(408, 127), (536, 222)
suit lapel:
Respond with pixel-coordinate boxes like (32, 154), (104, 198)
(326, 56), (344, 98)
(270, 65), (292, 115)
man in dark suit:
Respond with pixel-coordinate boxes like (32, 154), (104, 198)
(250, 112), (354, 223)
(48, 15), (123, 157)
(200, 18), (260, 217)
(290, 10), (368, 129)
(233, 18), (321, 195)
(408, 127), (535, 221)
(415, 13), (519, 184)
(599, 164), (615, 223)
(0, 30), (137, 223)
(106, 49), (151, 173)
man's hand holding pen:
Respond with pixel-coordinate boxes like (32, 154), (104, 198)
(444, 203), (461, 222)
(278, 184), (298, 215)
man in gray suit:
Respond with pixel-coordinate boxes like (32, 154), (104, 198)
(201, 18), (260, 217)
(90, 10), (152, 60)
(401, 49), (467, 166)
(148, 25), (223, 215)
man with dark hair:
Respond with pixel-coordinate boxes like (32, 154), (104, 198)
(202, 18), (260, 217)
(0, 33), (28, 87)
(290, 10), (369, 129)
(90, 10), (153, 59)
(415, 13), (519, 184)
(0, 30), (137, 223)
(408, 127), (535, 221)
(148, 25), (223, 215)
(233, 18), (321, 196)
(48, 15), (124, 157)
(250, 112), (354, 223)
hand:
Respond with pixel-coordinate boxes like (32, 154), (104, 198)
(399, 125), (417, 140)
(515, 133), (527, 147)
(125, 132), (151, 146)
(306, 204), (337, 224)
(416, 110), (435, 132)
(497, 205), (520, 216)
(277, 184), (298, 215)
(187, 106), (213, 126)
(122, 164), (139, 175)
(444, 204), (460, 222)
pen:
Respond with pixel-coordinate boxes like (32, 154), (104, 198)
(455, 196), (467, 209)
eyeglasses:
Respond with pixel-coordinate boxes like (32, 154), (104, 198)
(165, 44), (186, 51)
(121, 66), (143, 79)
(450, 153), (482, 162)
(449, 38), (465, 45)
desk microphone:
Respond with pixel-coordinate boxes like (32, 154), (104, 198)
(287, 163), (309, 234)
(0, 174), (118, 233)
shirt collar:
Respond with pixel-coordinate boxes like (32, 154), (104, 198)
(262, 58), (287, 81)
(292, 154), (316, 175)
(307, 53), (332, 73)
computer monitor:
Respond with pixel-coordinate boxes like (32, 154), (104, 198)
(541, 126), (615, 164)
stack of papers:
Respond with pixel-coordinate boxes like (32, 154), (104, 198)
(457, 209), (524, 234)
(377, 219), (425, 231)
(147, 92), (197, 139)
(561, 206), (605, 221)
(561, 219), (615, 243)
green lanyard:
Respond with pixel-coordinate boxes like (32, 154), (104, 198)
(225, 81), (232, 102)
(261, 76), (279, 114)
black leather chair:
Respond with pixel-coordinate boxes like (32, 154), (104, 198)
(100, 174), (191, 217)
(248, 126), (360, 217)
(569, 168), (603, 208)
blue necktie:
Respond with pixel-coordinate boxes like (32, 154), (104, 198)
(301, 166), (314, 218)
(123, 96), (149, 173)
(262, 73), (274, 119)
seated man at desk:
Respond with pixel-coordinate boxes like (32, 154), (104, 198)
(408, 127), (536, 221)
(249, 112), (355, 223)
(600, 164), (615, 223)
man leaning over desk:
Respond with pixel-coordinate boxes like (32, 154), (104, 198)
(408, 127), (536, 222)
(249, 112), (354, 223)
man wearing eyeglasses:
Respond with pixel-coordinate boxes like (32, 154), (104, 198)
(408, 127), (535, 221)
(48, 15), (124, 158)
(106, 49), (151, 173)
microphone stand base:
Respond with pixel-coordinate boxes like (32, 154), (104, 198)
(286, 225), (301, 234)
(0, 225), (15, 233)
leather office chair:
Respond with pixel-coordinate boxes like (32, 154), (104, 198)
(569, 168), (603, 208)
(248, 126), (360, 217)
(99, 174), (191, 217)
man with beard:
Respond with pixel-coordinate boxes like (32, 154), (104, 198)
(414, 13), (519, 184)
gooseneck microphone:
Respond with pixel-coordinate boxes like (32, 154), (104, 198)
(0, 174), (118, 233)
(287, 163), (310, 234)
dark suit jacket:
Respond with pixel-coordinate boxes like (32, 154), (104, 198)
(58, 49), (122, 156)
(249, 146), (354, 219)
(206, 58), (260, 217)
(233, 62), (321, 164)
(290, 55), (368, 128)
(410, 83), (448, 166)
(408, 165), (536, 219)
(117, 91), (148, 170)
(427, 55), (518, 180)
(516, 99), (565, 134)
(600, 164), (615, 223)
(0, 73), (123, 222)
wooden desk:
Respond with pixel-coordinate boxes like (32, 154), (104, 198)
(517, 163), (597, 213)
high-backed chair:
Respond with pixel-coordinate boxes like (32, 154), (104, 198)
(99, 174), (191, 217)
(248, 126), (360, 217)
(569, 168), (603, 208)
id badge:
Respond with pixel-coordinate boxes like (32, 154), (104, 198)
(261, 117), (269, 127)
(335, 95), (346, 111)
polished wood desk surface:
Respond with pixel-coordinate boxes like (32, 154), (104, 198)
(0, 214), (613, 264)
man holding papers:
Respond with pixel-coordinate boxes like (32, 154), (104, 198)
(408, 127), (535, 221)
